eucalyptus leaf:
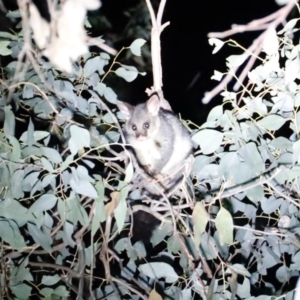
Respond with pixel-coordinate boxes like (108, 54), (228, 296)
(257, 115), (286, 131)
(129, 38), (146, 56)
(42, 274), (61, 286)
(0, 40), (12, 56)
(27, 223), (52, 252)
(192, 129), (223, 154)
(0, 219), (26, 250)
(4, 106), (15, 136)
(69, 125), (90, 155)
(41, 147), (63, 164)
(70, 179), (98, 198)
(192, 202), (210, 247)
(29, 194), (57, 213)
(215, 207), (233, 245)
(114, 185), (129, 233)
(115, 67), (138, 82)
(139, 262), (178, 283)
(10, 283), (32, 300)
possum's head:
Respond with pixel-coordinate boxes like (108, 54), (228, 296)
(117, 95), (161, 141)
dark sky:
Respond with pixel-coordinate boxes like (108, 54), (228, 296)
(160, 0), (281, 122)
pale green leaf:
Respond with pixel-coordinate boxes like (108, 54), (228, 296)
(70, 179), (98, 198)
(192, 202), (210, 247)
(115, 67), (138, 82)
(42, 274), (61, 286)
(139, 262), (178, 283)
(114, 184), (129, 233)
(69, 125), (90, 155)
(208, 38), (224, 54)
(215, 207), (233, 245)
(192, 129), (223, 154)
(263, 28), (278, 55)
(41, 147), (62, 164)
(129, 38), (146, 56)
(0, 40), (12, 56)
(4, 106), (15, 136)
(257, 115), (285, 131)
(29, 194), (57, 213)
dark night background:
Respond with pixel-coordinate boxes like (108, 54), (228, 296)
(0, 0), (285, 123)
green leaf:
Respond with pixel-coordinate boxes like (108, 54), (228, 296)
(263, 28), (278, 55)
(27, 223), (52, 252)
(40, 287), (54, 297)
(215, 207), (233, 245)
(29, 194), (57, 213)
(53, 285), (69, 297)
(207, 105), (223, 121)
(10, 265), (33, 283)
(22, 85), (34, 99)
(114, 184), (129, 233)
(8, 135), (21, 161)
(41, 157), (54, 172)
(278, 18), (298, 34)
(192, 129), (223, 154)
(92, 179), (106, 235)
(208, 38), (224, 54)
(0, 219), (26, 250)
(129, 38), (146, 56)
(42, 274), (61, 286)
(69, 125), (90, 155)
(115, 67), (138, 82)
(293, 139), (300, 164)
(92, 201), (105, 236)
(0, 31), (17, 39)
(0, 40), (12, 56)
(192, 202), (210, 247)
(139, 262), (178, 283)
(4, 106), (15, 136)
(10, 169), (24, 199)
(245, 186), (264, 204)
(226, 54), (247, 69)
(42, 174), (56, 188)
(238, 142), (265, 175)
(257, 115), (285, 131)
(261, 196), (282, 214)
(124, 161), (133, 183)
(104, 86), (117, 104)
(191, 155), (210, 174)
(20, 130), (50, 144)
(10, 283), (32, 300)
(228, 264), (251, 277)
(63, 222), (76, 247)
(269, 136), (292, 150)
(60, 154), (74, 171)
(151, 222), (173, 246)
(211, 70), (223, 81)
(0, 198), (34, 224)
(41, 147), (63, 164)
(70, 179), (98, 198)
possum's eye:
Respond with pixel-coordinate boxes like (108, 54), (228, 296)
(143, 122), (149, 129)
(132, 124), (137, 131)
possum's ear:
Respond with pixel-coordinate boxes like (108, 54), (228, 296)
(146, 94), (160, 116)
(116, 101), (133, 120)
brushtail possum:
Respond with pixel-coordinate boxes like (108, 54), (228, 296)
(117, 94), (193, 192)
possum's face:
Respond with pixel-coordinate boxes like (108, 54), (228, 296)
(117, 95), (161, 141)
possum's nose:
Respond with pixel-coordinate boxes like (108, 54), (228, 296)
(136, 134), (147, 141)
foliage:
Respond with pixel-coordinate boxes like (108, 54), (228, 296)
(0, 2), (300, 300)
